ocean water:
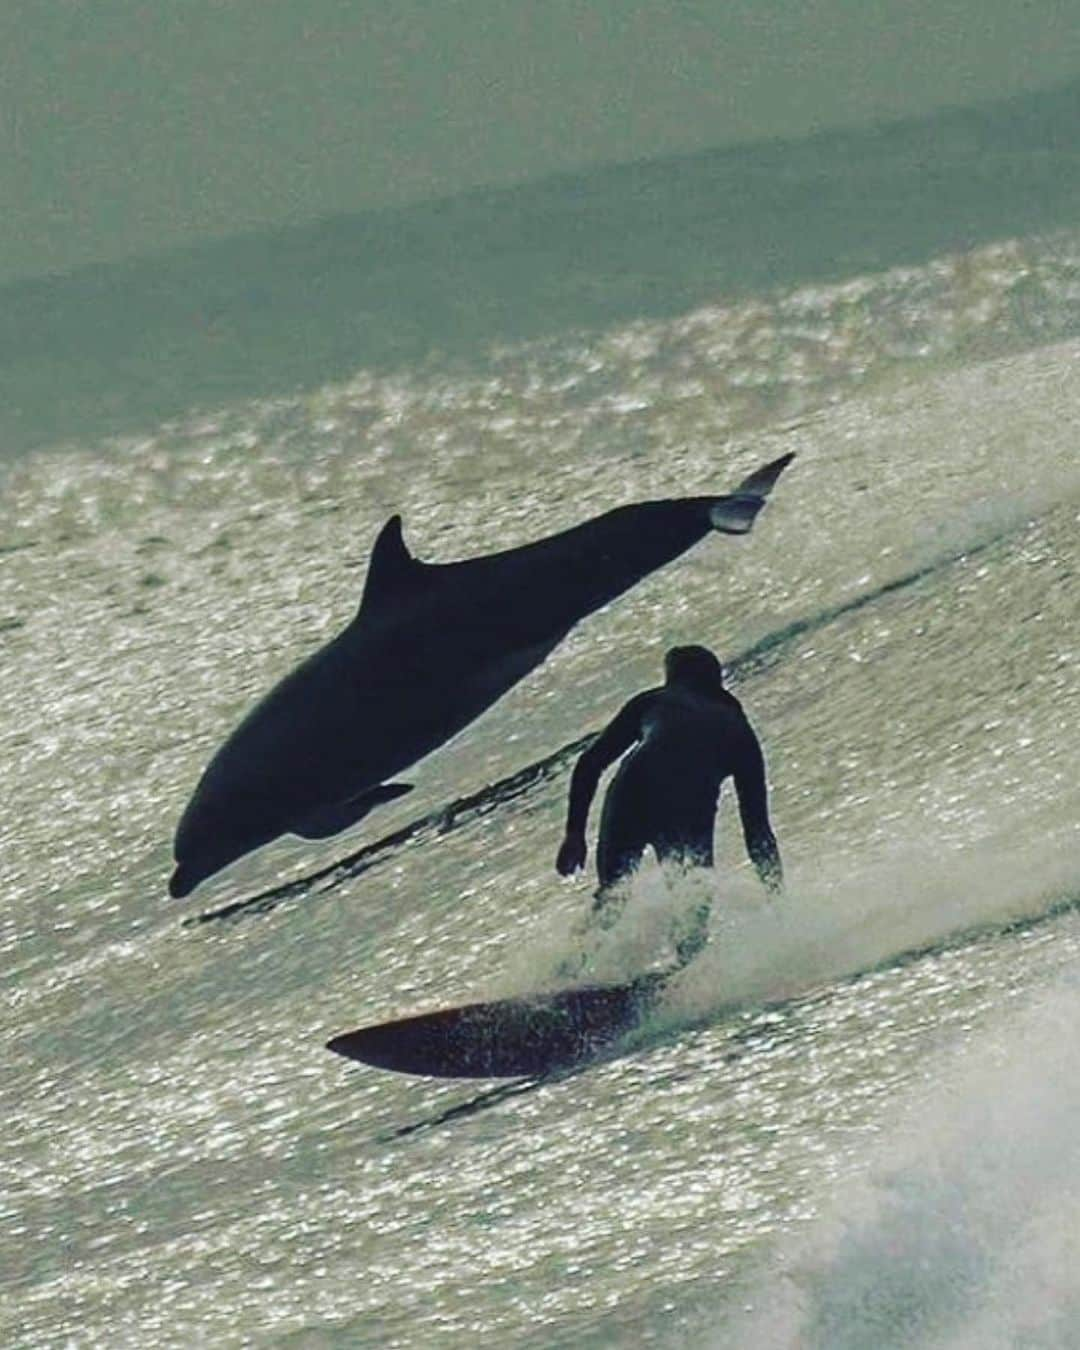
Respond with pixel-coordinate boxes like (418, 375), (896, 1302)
(3, 93), (1080, 1348)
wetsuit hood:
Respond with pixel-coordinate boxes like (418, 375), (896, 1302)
(663, 645), (727, 700)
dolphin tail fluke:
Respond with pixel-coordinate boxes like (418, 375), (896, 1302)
(732, 451), (796, 499)
(708, 452), (795, 534)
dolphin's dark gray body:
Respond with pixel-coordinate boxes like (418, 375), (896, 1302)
(169, 452), (794, 896)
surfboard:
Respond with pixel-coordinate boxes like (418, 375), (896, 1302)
(326, 971), (669, 1078)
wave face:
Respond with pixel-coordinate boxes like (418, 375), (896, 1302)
(2, 113), (1079, 1346)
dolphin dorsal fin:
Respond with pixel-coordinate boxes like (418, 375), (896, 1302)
(357, 515), (426, 617)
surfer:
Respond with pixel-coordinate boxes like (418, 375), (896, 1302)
(556, 645), (782, 963)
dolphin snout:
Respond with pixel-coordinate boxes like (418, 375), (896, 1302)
(168, 864), (196, 898)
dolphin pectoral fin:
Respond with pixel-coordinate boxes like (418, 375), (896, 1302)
(709, 452), (795, 534)
(291, 783), (414, 840)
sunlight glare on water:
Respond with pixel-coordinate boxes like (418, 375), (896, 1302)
(2, 217), (1079, 1346)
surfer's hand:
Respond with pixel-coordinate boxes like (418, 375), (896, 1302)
(556, 831), (586, 875)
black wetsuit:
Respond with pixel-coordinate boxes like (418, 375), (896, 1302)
(564, 682), (782, 894)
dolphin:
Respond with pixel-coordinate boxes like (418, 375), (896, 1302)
(169, 451), (794, 896)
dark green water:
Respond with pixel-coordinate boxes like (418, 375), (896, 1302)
(3, 79), (1080, 456)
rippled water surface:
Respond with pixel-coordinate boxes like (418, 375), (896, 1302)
(3, 157), (1080, 1347)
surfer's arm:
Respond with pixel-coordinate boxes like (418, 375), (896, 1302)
(733, 730), (784, 896)
(556, 693), (652, 875)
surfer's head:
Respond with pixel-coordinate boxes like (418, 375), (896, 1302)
(664, 644), (726, 699)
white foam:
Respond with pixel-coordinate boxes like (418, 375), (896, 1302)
(721, 968), (1080, 1349)
(671, 817), (1079, 1022)
(513, 807), (1079, 1024)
